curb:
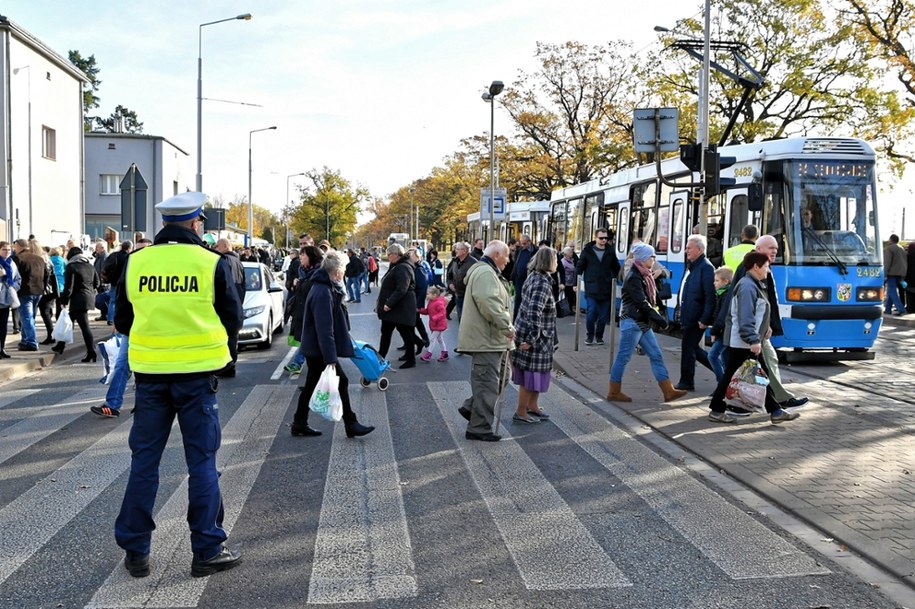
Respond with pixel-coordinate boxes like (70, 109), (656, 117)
(0, 352), (56, 383)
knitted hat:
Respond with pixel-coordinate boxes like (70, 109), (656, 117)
(631, 242), (655, 262)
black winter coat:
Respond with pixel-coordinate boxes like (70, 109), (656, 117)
(621, 268), (667, 330)
(376, 256), (416, 326)
(576, 241), (621, 300)
(301, 268), (354, 364)
(61, 255), (101, 315)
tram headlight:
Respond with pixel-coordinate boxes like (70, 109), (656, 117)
(786, 287), (831, 302)
(856, 287), (883, 301)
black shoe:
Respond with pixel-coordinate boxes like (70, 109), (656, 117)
(400, 361), (416, 369)
(216, 365), (236, 378)
(191, 547), (242, 577)
(0, 350), (10, 359)
(40, 337), (55, 345)
(398, 354), (408, 361)
(396, 345), (407, 351)
(82, 352), (98, 363)
(465, 431), (501, 442)
(291, 424), (322, 437)
(345, 422), (375, 438)
(91, 405), (120, 418)
(415, 343), (423, 355)
(674, 383), (695, 391)
(124, 553), (150, 578)
(50, 342), (65, 355)
(458, 406), (471, 421)
(780, 397), (809, 409)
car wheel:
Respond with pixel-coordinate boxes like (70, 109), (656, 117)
(259, 314), (273, 349)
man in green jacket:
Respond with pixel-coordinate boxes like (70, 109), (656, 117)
(456, 240), (515, 442)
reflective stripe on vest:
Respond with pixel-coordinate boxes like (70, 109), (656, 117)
(126, 243), (230, 374)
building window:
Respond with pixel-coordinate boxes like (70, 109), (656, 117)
(42, 126), (56, 160)
(100, 174), (121, 195)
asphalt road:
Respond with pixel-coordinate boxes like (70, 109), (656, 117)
(0, 283), (905, 608)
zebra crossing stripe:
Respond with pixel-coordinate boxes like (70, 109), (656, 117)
(539, 388), (831, 579)
(307, 385), (418, 604)
(428, 381), (631, 590)
(86, 385), (296, 609)
(0, 388), (106, 467)
(0, 389), (41, 412)
(0, 408), (136, 587)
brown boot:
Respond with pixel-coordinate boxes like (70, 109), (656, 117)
(659, 379), (687, 402)
(607, 381), (632, 402)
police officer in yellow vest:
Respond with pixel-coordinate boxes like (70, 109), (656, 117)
(113, 192), (244, 579)
(723, 224), (759, 271)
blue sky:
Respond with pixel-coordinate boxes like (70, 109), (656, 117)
(5, 0), (911, 237)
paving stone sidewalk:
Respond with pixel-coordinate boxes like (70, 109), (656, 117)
(551, 311), (915, 590)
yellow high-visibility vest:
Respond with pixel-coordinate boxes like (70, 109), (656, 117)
(723, 243), (754, 271)
(125, 243), (230, 374)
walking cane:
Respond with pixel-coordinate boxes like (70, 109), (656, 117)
(492, 347), (512, 435)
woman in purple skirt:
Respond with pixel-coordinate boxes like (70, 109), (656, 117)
(511, 246), (558, 423)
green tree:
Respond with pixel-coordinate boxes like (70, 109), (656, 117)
(68, 50), (101, 132)
(93, 105), (144, 134)
(290, 167), (367, 245)
(224, 196), (278, 239)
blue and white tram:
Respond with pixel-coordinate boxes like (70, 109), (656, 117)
(467, 200), (551, 245)
(549, 137), (884, 361)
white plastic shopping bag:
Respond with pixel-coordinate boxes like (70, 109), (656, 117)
(97, 334), (123, 384)
(52, 308), (74, 344)
(309, 365), (343, 421)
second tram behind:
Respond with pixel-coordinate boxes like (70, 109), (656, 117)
(467, 200), (551, 245)
(548, 136), (884, 361)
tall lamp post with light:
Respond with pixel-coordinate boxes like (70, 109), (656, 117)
(197, 13), (252, 192)
(409, 186), (415, 240)
(248, 126), (277, 245)
(481, 80), (504, 242)
(286, 172), (305, 248)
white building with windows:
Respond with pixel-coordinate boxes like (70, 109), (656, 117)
(84, 133), (190, 241)
(0, 15), (87, 246)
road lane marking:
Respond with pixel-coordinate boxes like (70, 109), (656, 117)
(87, 385), (296, 608)
(0, 389), (41, 411)
(428, 381), (630, 590)
(538, 388), (831, 580)
(270, 347), (297, 380)
(0, 388), (105, 467)
(307, 386), (418, 603)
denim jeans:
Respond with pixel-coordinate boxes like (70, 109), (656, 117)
(18, 293), (41, 347)
(708, 337), (726, 382)
(106, 334), (131, 410)
(585, 297), (611, 340)
(345, 276), (361, 302)
(107, 285), (117, 323)
(455, 293), (465, 321)
(360, 271), (369, 293)
(886, 276), (906, 314)
(610, 318), (670, 382)
(291, 346), (305, 367)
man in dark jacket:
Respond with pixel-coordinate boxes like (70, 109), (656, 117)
(11, 239), (48, 351)
(407, 248), (429, 355)
(93, 241), (110, 320)
(510, 234), (536, 319)
(376, 244), (417, 369)
(676, 234), (716, 391)
(103, 240), (133, 325)
(576, 228), (621, 345)
(344, 249), (365, 303)
(215, 238), (246, 376)
(449, 242), (478, 321)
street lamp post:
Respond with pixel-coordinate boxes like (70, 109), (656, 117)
(197, 13), (252, 192)
(286, 172), (305, 249)
(481, 80), (504, 243)
(409, 186), (415, 240)
(248, 126), (277, 245)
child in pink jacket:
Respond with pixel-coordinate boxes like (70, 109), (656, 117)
(419, 285), (449, 362)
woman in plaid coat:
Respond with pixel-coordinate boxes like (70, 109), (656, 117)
(510, 246), (558, 423)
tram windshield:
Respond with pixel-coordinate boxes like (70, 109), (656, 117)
(783, 160), (880, 265)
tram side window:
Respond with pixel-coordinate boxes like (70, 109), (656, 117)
(671, 199), (685, 254)
(728, 195), (749, 247)
(656, 204), (670, 254)
(617, 207), (630, 252)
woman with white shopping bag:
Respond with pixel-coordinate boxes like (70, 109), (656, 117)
(52, 247), (101, 361)
(290, 249), (374, 438)
(707, 251), (800, 425)
(0, 241), (22, 359)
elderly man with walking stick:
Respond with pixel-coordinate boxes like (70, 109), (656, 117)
(456, 240), (515, 442)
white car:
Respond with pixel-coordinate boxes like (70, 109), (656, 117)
(238, 262), (286, 349)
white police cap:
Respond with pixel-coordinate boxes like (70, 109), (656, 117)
(155, 192), (208, 222)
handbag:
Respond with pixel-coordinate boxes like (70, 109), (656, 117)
(724, 358), (770, 412)
(52, 308), (74, 344)
(309, 365), (343, 421)
(6, 287), (20, 310)
(557, 295), (572, 318)
(656, 276), (672, 301)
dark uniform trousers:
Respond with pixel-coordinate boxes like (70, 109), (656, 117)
(115, 375), (226, 561)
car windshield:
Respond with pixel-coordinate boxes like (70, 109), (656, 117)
(244, 268), (262, 291)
